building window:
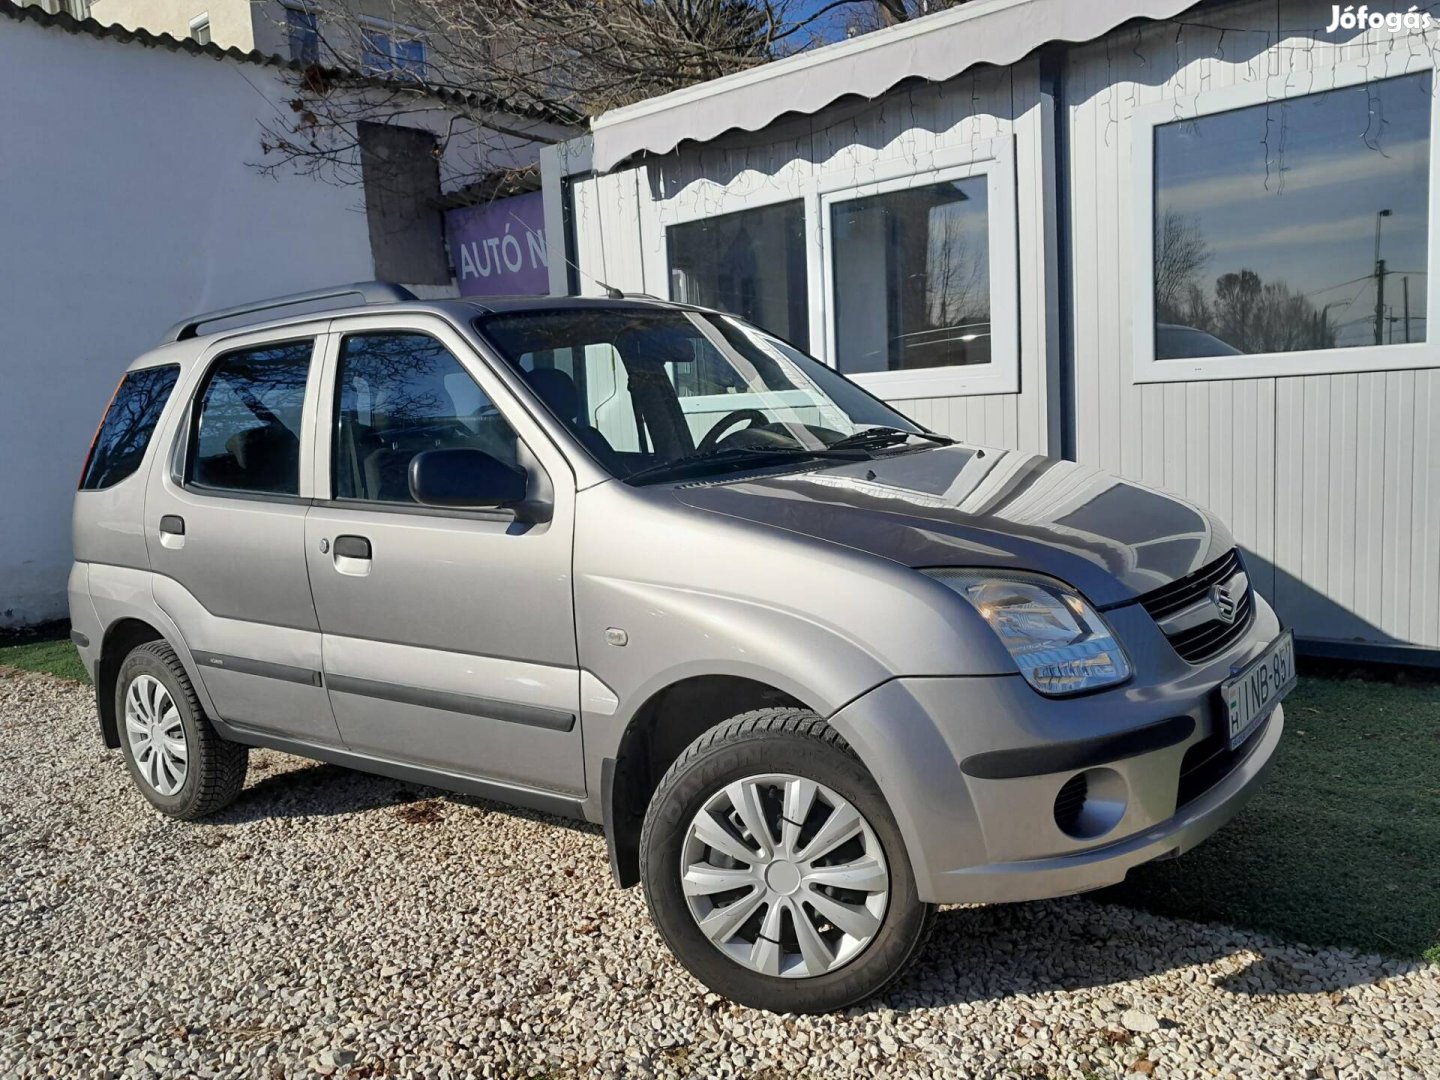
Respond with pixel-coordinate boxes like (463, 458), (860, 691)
(189, 13), (211, 45)
(361, 22), (427, 78)
(830, 176), (991, 375)
(667, 200), (810, 352)
(1137, 63), (1435, 381)
(285, 6), (319, 64)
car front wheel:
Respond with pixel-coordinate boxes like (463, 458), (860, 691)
(640, 708), (934, 1013)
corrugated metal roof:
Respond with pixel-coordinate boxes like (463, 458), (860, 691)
(589, 0), (1207, 172)
(0, 0), (578, 126)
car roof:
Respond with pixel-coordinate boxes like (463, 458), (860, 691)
(131, 290), (712, 371)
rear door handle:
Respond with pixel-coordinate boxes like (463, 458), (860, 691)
(158, 515), (185, 550)
(331, 535), (372, 577)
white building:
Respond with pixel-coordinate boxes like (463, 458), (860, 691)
(88, 0), (432, 75)
(543, 0), (1440, 663)
(0, 0), (567, 624)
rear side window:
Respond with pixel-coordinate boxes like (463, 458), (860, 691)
(80, 364), (181, 490)
(188, 340), (312, 496)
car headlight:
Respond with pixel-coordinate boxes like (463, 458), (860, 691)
(923, 569), (1131, 696)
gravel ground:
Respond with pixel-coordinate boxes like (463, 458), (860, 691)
(2, 669), (1437, 1080)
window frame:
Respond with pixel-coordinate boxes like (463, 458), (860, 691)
(647, 136), (1020, 400)
(818, 146), (1019, 398)
(283, 3), (319, 64)
(661, 195), (812, 353)
(1130, 55), (1440, 383)
(358, 15), (426, 77)
(312, 313), (562, 516)
(188, 12), (210, 45)
(179, 334), (322, 504)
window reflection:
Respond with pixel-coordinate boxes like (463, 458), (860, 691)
(1154, 72), (1430, 358)
(80, 365), (180, 490)
(831, 177), (992, 374)
(668, 200), (810, 351)
(191, 342), (312, 496)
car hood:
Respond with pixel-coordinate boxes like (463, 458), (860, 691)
(668, 444), (1234, 607)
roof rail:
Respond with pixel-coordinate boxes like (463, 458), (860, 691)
(160, 281), (417, 344)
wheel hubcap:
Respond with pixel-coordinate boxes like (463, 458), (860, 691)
(124, 674), (188, 796)
(680, 773), (890, 979)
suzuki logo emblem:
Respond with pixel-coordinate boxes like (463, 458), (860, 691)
(1209, 580), (1241, 624)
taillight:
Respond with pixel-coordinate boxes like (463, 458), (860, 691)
(79, 374), (125, 489)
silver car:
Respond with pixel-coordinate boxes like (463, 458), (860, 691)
(69, 283), (1294, 1013)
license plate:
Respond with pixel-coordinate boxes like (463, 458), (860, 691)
(1220, 629), (1296, 749)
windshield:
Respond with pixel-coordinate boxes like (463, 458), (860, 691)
(474, 308), (928, 483)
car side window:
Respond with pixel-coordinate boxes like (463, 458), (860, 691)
(188, 340), (312, 496)
(332, 331), (519, 504)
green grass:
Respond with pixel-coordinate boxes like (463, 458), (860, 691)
(2, 627), (1437, 961)
(0, 626), (88, 682)
(1100, 674), (1440, 963)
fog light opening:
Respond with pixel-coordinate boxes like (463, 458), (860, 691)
(1053, 767), (1127, 840)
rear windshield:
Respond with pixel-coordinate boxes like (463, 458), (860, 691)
(80, 364), (181, 490)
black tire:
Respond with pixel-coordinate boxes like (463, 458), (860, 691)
(115, 640), (248, 819)
(640, 707), (935, 1013)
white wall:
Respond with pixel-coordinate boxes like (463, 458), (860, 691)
(0, 20), (377, 624)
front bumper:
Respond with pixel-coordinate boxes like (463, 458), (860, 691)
(826, 594), (1287, 905)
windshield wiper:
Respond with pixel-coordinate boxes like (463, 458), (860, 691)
(623, 445), (865, 486)
(826, 426), (955, 451)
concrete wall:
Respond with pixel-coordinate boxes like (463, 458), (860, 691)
(0, 19), (378, 624)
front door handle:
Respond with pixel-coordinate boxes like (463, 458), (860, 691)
(158, 515), (185, 550)
(333, 535), (371, 559)
(331, 535), (372, 577)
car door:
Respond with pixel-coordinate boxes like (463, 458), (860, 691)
(146, 326), (340, 744)
(304, 314), (583, 795)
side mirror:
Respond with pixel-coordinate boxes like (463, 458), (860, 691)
(408, 447), (527, 509)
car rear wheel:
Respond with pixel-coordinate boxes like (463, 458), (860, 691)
(116, 640), (248, 819)
(640, 708), (934, 1013)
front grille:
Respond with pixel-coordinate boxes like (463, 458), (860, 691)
(1138, 548), (1254, 664)
(1176, 713), (1270, 808)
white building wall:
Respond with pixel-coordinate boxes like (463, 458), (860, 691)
(1064, 0), (1440, 650)
(0, 20), (377, 624)
(564, 59), (1061, 459)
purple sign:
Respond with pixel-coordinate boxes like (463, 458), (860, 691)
(445, 191), (549, 297)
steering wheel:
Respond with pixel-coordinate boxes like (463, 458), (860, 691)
(696, 409), (770, 452)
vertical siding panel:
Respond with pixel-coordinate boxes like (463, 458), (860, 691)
(1353, 374), (1388, 632)
(1383, 371), (1416, 639)
(1069, 48), (1103, 467)
(1273, 378), (1304, 621)
(1413, 373), (1440, 647)
(1326, 374), (1358, 621)
(1301, 377), (1332, 614)
(1187, 383), (1212, 511)
(1254, 378), (1277, 593)
(1162, 383), (1187, 494)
